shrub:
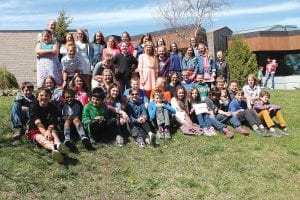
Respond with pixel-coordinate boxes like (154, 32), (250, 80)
(226, 36), (258, 86)
(0, 69), (19, 89)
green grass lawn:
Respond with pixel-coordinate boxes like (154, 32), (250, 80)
(1, 90), (300, 199)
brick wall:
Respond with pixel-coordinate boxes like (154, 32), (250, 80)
(0, 30), (40, 87)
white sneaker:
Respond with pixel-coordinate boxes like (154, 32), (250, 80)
(57, 143), (70, 156)
(52, 150), (63, 164)
(203, 128), (213, 136)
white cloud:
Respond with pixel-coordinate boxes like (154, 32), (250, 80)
(71, 6), (156, 27)
(0, 4), (157, 30)
(216, 1), (300, 17)
(0, 0), (19, 8)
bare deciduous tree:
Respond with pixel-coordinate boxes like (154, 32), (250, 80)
(157, 0), (229, 40)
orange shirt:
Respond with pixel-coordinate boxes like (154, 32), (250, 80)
(150, 89), (171, 103)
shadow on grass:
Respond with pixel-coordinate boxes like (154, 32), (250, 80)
(63, 156), (80, 167)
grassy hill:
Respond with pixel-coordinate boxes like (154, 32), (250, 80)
(1, 90), (300, 199)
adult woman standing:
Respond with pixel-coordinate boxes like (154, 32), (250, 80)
(35, 30), (62, 88)
(102, 36), (120, 59)
(89, 31), (106, 68)
(75, 29), (91, 90)
(59, 33), (75, 59)
(138, 41), (158, 98)
(117, 31), (134, 55)
(133, 33), (152, 59)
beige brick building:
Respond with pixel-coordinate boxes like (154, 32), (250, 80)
(0, 30), (40, 87)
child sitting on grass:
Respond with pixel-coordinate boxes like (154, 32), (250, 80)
(148, 89), (176, 140)
(228, 89), (269, 137)
(188, 88), (215, 136)
(171, 85), (202, 136)
(11, 81), (36, 140)
(150, 76), (172, 103)
(125, 88), (155, 148)
(253, 91), (288, 137)
(204, 88), (234, 139)
(26, 88), (70, 164)
(82, 87), (121, 143)
(123, 77), (149, 108)
(62, 88), (92, 151)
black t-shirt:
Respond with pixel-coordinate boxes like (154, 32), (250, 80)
(28, 101), (59, 131)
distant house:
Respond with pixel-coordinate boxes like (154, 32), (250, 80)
(131, 24), (207, 51)
(231, 25), (300, 89)
(206, 26), (233, 58)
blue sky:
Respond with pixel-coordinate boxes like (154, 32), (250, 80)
(0, 0), (299, 37)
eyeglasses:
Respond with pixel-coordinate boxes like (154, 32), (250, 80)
(131, 93), (139, 96)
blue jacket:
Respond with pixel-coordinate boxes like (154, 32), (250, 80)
(195, 54), (216, 74)
(228, 98), (247, 112)
(148, 100), (176, 121)
(125, 100), (147, 123)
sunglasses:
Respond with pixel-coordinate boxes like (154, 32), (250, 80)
(131, 93), (139, 96)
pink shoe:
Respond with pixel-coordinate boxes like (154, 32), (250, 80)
(223, 128), (234, 139)
(235, 126), (249, 136)
(209, 127), (217, 136)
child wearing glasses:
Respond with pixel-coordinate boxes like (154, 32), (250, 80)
(125, 88), (155, 147)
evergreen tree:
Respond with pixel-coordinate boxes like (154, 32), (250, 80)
(56, 10), (72, 43)
(226, 36), (258, 86)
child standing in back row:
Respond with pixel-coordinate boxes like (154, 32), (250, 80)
(61, 44), (82, 88)
(253, 91), (288, 137)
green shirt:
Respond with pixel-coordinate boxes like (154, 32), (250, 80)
(82, 102), (109, 134)
(194, 83), (209, 100)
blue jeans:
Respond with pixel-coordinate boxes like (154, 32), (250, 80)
(264, 73), (275, 89)
(196, 113), (212, 128)
(215, 114), (241, 128)
(209, 115), (226, 131)
(11, 102), (29, 128)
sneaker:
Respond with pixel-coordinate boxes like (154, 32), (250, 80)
(260, 128), (271, 137)
(64, 140), (77, 152)
(165, 131), (171, 140)
(145, 132), (155, 145)
(82, 137), (93, 150)
(12, 127), (26, 140)
(52, 150), (64, 164)
(156, 130), (164, 140)
(269, 130), (282, 138)
(223, 128), (234, 139)
(136, 137), (145, 148)
(203, 128), (213, 136)
(57, 143), (70, 156)
(281, 127), (289, 135)
(209, 127), (217, 136)
(235, 126), (249, 136)
(115, 135), (124, 147)
(255, 128), (271, 137)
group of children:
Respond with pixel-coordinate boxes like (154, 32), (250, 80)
(10, 24), (289, 163)
(11, 72), (289, 164)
